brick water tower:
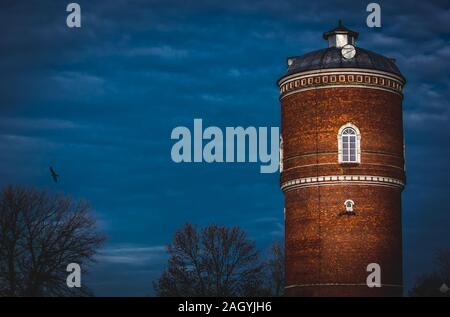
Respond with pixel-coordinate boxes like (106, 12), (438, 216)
(278, 22), (406, 296)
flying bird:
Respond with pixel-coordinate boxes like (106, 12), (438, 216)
(49, 166), (59, 183)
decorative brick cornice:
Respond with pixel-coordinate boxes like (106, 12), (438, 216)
(278, 69), (405, 99)
(281, 175), (404, 192)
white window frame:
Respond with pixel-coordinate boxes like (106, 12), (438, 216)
(338, 123), (361, 164)
(279, 135), (284, 173)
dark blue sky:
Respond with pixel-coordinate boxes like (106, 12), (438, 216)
(0, 0), (449, 296)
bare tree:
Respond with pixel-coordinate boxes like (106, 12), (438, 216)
(0, 185), (105, 296)
(154, 223), (268, 297)
(265, 241), (285, 296)
(409, 249), (450, 297)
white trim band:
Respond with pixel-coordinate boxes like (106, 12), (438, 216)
(278, 69), (405, 98)
(282, 84), (403, 99)
(279, 68), (405, 84)
(281, 175), (404, 192)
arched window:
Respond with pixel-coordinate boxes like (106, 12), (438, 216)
(338, 123), (361, 163)
(342, 128), (357, 162)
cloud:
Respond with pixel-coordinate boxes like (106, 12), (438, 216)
(253, 217), (279, 223)
(0, 117), (80, 131)
(96, 245), (167, 265)
(125, 46), (189, 58)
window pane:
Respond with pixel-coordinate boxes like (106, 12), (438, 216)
(340, 126), (359, 163)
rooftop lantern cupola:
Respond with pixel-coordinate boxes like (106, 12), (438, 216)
(323, 20), (359, 48)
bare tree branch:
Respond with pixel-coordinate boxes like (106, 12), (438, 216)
(154, 223), (279, 297)
(0, 185), (105, 297)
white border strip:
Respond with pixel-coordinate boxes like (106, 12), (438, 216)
(278, 68), (405, 98)
(281, 175), (404, 191)
(278, 68), (405, 84)
(285, 283), (403, 289)
(280, 84), (403, 99)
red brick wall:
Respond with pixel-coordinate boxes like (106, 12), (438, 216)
(281, 86), (405, 297)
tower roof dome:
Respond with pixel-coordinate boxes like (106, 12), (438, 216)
(284, 47), (403, 77)
(280, 21), (404, 82)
